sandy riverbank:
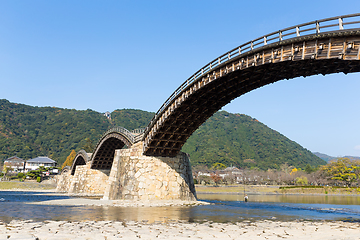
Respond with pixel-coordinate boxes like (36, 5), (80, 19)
(0, 189), (208, 207)
(1, 186), (360, 239)
(1, 219), (359, 240)
(26, 197), (209, 207)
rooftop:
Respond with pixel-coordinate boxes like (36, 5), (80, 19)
(26, 156), (56, 163)
(4, 156), (25, 162)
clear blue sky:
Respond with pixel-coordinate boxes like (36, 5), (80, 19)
(0, 1), (360, 157)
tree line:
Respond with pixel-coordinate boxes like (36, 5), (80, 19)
(193, 158), (360, 188)
(1, 99), (325, 170)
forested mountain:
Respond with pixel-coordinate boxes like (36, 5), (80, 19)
(313, 152), (335, 162)
(0, 99), (109, 163)
(0, 99), (325, 169)
(313, 152), (360, 162)
(182, 111), (325, 170)
(111, 109), (154, 130)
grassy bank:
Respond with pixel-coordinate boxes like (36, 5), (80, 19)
(195, 185), (279, 194)
(195, 184), (360, 195)
(0, 180), (56, 190)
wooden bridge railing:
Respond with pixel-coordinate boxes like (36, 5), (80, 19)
(101, 126), (135, 144)
(132, 128), (145, 143)
(144, 13), (360, 139)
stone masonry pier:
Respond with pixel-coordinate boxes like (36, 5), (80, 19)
(103, 142), (196, 200)
(56, 141), (197, 201)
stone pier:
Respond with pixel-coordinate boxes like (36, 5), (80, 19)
(56, 142), (197, 201)
(56, 164), (110, 195)
(103, 142), (196, 200)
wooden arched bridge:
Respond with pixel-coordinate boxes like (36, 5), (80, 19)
(142, 13), (360, 157)
(60, 13), (360, 200)
(72, 14), (360, 174)
(70, 127), (144, 172)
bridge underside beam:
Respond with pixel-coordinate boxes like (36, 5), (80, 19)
(91, 137), (126, 169)
(144, 57), (360, 157)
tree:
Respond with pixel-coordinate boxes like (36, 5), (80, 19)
(295, 176), (308, 185)
(211, 162), (226, 170)
(210, 173), (222, 185)
(82, 138), (94, 153)
(320, 158), (359, 187)
(305, 164), (314, 174)
(290, 168), (298, 175)
(61, 150), (77, 169)
(198, 175), (212, 185)
(2, 165), (12, 180)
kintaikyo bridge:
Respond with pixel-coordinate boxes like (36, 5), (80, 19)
(57, 14), (360, 201)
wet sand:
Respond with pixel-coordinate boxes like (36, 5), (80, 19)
(26, 197), (209, 207)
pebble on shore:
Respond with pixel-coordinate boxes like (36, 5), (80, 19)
(1, 219), (359, 240)
(25, 198), (210, 208)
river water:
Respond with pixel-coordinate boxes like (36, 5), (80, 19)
(0, 191), (360, 223)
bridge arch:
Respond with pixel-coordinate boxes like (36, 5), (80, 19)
(61, 166), (70, 175)
(143, 13), (360, 157)
(90, 127), (134, 169)
(70, 150), (91, 175)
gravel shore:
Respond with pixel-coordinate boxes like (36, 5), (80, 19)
(1, 219), (359, 240)
(26, 198), (209, 207)
(2, 190), (360, 239)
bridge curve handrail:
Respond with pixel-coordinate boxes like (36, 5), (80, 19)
(131, 128), (145, 135)
(131, 128), (145, 143)
(98, 126), (135, 145)
(144, 13), (360, 138)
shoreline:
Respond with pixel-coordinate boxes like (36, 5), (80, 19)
(26, 197), (210, 207)
(0, 189), (210, 207)
(1, 219), (359, 239)
(197, 191), (360, 197)
(1, 187), (360, 239)
(195, 184), (360, 196)
(2, 185), (360, 200)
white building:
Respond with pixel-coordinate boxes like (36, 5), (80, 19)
(25, 156), (56, 172)
(3, 156), (25, 172)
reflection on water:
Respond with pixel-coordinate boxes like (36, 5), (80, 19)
(196, 193), (360, 222)
(62, 206), (196, 223)
(1, 191), (360, 223)
(0, 203), (197, 223)
(198, 193), (360, 205)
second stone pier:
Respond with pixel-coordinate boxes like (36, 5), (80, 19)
(102, 141), (197, 201)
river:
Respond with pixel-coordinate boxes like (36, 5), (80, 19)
(0, 191), (359, 223)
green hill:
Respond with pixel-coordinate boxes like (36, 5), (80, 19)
(0, 99), (325, 169)
(313, 152), (360, 162)
(313, 152), (335, 162)
(183, 111), (325, 170)
(0, 99), (109, 163)
(111, 109), (154, 130)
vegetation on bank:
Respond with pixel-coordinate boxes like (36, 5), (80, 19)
(194, 158), (360, 189)
(0, 99), (325, 169)
(195, 184), (360, 195)
(1, 165), (60, 182)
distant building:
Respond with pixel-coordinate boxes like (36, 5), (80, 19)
(3, 156), (25, 172)
(223, 166), (241, 174)
(104, 111), (111, 120)
(25, 156), (56, 172)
